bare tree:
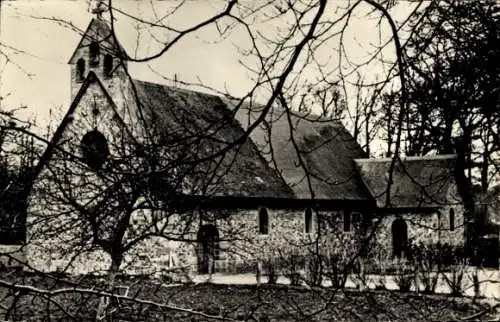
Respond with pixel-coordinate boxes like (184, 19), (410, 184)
(0, 0), (498, 320)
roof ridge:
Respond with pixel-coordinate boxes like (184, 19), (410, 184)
(222, 97), (345, 124)
(133, 78), (224, 100)
(354, 154), (457, 163)
(133, 79), (345, 124)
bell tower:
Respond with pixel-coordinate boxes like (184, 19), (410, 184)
(68, 1), (128, 101)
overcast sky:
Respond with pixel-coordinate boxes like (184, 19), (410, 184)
(0, 0), (415, 133)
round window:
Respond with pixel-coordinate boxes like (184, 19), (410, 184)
(80, 130), (109, 170)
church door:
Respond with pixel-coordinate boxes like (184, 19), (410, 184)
(197, 224), (219, 274)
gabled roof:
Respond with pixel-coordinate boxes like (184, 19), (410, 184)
(354, 155), (461, 208)
(30, 72), (125, 189)
(38, 69), (462, 209)
(134, 81), (295, 199)
(226, 100), (373, 201)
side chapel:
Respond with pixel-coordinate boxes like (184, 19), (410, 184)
(24, 10), (465, 275)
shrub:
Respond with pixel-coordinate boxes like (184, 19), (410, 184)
(351, 258), (370, 290)
(304, 252), (323, 287)
(279, 250), (305, 286)
(236, 260), (257, 274)
(409, 242), (470, 294)
(324, 250), (350, 289)
(442, 250), (468, 296)
(410, 244), (469, 296)
(409, 242), (441, 294)
(394, 260), (415, 292)
(265, 258), (278, 284)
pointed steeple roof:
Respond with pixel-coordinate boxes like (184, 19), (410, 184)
(67, 16), (125, 64)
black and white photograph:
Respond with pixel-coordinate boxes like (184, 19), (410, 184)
(0, 0), (499, 320)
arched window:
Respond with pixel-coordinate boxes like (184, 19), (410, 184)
(76, 58), (85, 81)
(343, 211), (351, 232)
(449, 208), (455, 231)
(392, 218), (408, 259)
(104, 54), (113, 77)
(436, 211), (442, 229)
(89, 41), (100, 65)
(80, 130), (109, 170)
(258, 208), (269, 235)
(305, 208), (313, 233)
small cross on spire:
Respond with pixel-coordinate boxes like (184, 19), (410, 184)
(91, 0), (107, 20)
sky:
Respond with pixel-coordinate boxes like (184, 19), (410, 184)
(0, 0), (415, 135)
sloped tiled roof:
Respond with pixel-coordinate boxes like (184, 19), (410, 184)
(354, 155), (461, 208)
(63, 17), (374, 203)
(134, 81), (295, 199)
(226, 100), (373, 200)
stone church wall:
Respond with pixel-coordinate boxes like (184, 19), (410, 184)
(23, 15), (467, 278)
(25, 205), (366, 276)
(369, 205), (465, 266)
(26, 199), (465, 276)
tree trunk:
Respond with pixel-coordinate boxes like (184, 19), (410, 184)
(96, 255), (122, 321)
(454, 137), (478, 263)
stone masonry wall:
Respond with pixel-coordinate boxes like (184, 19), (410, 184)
(26, 205), (367, 275)
(371, 205), (465, 263)
(26, 197), (465, 276)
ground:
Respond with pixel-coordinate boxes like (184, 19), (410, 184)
(191, 270), (500, 299)
(1, 272), (499, 321)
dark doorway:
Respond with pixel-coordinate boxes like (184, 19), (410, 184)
(392, 218), (408, 259)
(197, 224), (219, 274)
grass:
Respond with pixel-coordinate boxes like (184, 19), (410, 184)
(0, 272), (498, 321)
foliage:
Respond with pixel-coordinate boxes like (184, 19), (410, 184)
(409, 242), (443, 293)
(408, 242), (470, 295)
(441, 248), (469, 296)
(384, 0), (500, 188)
(324, 248), (353, 289)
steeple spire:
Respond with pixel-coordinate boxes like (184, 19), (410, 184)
(91, 0), (107, 20)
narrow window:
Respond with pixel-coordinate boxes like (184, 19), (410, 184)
(89, 41), (100, 65)
(104, 54), (113, 77)
(305, 208), (312, 233)
(343, 211), (351, 232)
(258, 208), (269, 235)
(76, 58), (85, 81)
(392, 218), (408, 259)
(449, 208), (455, 231)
